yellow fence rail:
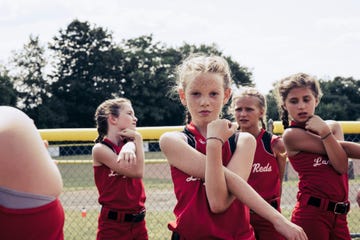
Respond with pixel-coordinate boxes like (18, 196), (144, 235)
(39, 121), (359, 142)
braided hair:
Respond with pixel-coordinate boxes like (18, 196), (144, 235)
(94, 98), (131, 143)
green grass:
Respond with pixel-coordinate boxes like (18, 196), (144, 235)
(57, 160), (360, 239)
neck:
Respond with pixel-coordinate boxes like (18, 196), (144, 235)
(190, 121), (210, 137)
(240, 125), (261, 138)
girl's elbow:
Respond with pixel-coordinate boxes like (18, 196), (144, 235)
(337, 167), (348, 175)
(334, 164), (348, 175)
(208, 199), (228, 214)
(133, 168), (144, 178)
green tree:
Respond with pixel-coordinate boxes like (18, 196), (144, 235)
(48, 19), (124, 127)
(317, 77), (360, 120)
(266, 89), (279, 122)
(9, 35), (49, 119)
(0, 67), (17, 106)
(120, 35), (183, 126)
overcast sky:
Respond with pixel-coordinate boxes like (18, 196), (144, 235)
(1, 0), (359, 93)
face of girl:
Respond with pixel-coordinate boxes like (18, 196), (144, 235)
(115, 102), (138, 130)
(179, 73), (230, 125)
(234, 96), (263, 130)
(283, 87), (318, 123)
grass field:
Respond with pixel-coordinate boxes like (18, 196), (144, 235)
(56, 154), (360, 239)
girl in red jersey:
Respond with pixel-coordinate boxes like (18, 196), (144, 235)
(275, 73), (351, 240)
(0, 106), (65, 240)
(92, 98), (148, 240)
(160, 54), (307, 240)
(232, 87), (286, 240)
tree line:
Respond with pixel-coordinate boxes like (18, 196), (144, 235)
(0, 19), (359, 128)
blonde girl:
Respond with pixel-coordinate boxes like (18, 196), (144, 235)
(160, 55), (307, 240)
(232, 87), (286, 240)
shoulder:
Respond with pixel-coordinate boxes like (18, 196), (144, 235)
(160, 131), (186, 142)
(282, 127), (313, 153)
(325, 120), (344, 139)
(159, 131), (187, 148)
(282, 127), (305, 143)
(237, 131), (256, 145)
(325, 120), (342, 132)
(92, 142), (114, 157)
(271, 135), (286, 155)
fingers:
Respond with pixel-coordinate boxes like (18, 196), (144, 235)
(117, 151), (137, 165)
(118, 129), (136, 141)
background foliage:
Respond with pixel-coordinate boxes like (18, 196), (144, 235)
(1, 19), (359, 128)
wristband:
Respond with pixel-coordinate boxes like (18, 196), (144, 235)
(321, 132), (332, 140)
(206, 137), (224, 145)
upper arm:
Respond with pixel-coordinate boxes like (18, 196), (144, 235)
(92, 143), (143, 178)
(282, 128), (326, 156)
(226, 132), (256, 181)
(159, 131), (205, 178)
(272, 138), (287, 180)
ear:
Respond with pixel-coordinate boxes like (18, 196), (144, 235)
(179, 88), (187, 106)
(223, 88), (232, 105)
(259, 109), (265, 118)
(108, 114), (117, 125)
(315, 98), (320, 107)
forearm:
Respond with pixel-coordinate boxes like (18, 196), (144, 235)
(205, 140), (232, 213)
(224, 168), (286, 224)
(339, 141), (360, 159)
(321, 133), (348, 174)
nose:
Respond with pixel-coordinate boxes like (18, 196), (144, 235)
(239, 109), (247, 116)
(200, 96), (210, 106)
(298, 101), (306, 109)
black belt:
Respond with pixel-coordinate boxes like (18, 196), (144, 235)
(307, 196), (349, 215)
(106, 209), (146, 222)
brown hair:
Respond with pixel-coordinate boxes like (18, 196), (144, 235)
(94, 98), (131, 143)
(275, 72), (323, 128)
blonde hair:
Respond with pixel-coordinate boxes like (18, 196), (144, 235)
(232, 87), (267, 129)
(275, 72), (323, 128)
(94, 98), (131, 143)
(175, 54), (233, 123)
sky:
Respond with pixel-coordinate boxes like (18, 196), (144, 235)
(1, 0), (359, 94)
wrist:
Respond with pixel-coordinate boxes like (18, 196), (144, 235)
(206, 136), (224, 145)
(320, 132), (332, 140)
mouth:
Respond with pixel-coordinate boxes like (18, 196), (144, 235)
(238, 119), (249, 124)
(298, 112), (308, 119)
(199, 110), (211, 116)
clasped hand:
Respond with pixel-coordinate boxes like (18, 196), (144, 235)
(305, 115), (331, 137)
(207, 119), (237, 143)
(117, 128), (138, 166)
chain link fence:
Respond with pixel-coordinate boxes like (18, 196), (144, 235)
(44, 126), (360, 240)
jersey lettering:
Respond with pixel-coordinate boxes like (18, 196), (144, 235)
(186, 176), (201, 182)
(252, 162), (272, 173)
(313, 156), (329, 167)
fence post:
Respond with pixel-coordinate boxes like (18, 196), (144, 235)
(348, 158), (354, 180)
